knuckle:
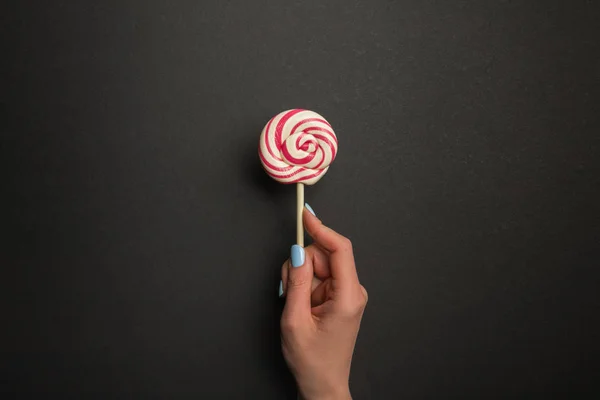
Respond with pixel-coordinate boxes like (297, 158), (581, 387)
(340, 303), (361, 317)
(339, 292), (367, 316)
(281, 314), (308, 336)
(360, 285), (369, 305)
(280, 315), (299, 333)
(287, 275), (310, 289)
(354, 296), (367, 313)
(340, 237), (353, 252)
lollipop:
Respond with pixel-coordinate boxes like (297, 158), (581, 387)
(259, 109), (338, 246)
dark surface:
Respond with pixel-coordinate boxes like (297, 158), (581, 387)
(2, 1), (599, 398)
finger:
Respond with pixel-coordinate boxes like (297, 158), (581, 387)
(311, 278), (332, 307)
(282, 245), (314, 321)
(303, 209), (359, 287)
(312, 276), (322, 292)
(305, 245), (332, 281)
(280, 260), (289, 297)
(303, 207), (345, 252)
(280, 254), (326, 298)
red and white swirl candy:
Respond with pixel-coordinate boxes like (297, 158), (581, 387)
(259, 109), (338, 185)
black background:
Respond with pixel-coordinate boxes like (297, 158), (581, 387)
(2, 1), (599, 399)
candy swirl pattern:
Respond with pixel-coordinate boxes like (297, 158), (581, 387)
(259, 109), (338, 185)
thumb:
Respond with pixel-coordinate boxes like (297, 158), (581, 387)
(283, 245), (313, 320)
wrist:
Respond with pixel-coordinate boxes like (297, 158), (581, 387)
(298, 382), (351, 400)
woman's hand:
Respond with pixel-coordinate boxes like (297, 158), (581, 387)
(279, 205), (368, 400)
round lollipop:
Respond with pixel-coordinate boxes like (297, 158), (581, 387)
(259, 109), (338, 246)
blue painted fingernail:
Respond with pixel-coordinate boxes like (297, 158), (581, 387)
(304, 203), (316, 216)
(291, 245), (305, 268)
(278, 280), (284, 297)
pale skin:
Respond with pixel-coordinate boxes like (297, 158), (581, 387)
(280, 208), (368, 400)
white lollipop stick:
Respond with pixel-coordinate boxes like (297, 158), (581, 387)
(297, 183), (304, 247)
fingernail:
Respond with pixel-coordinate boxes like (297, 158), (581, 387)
(278, 280), (284, 297)
(304, 203), (316, 216)
(290, 244), (305, 268)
